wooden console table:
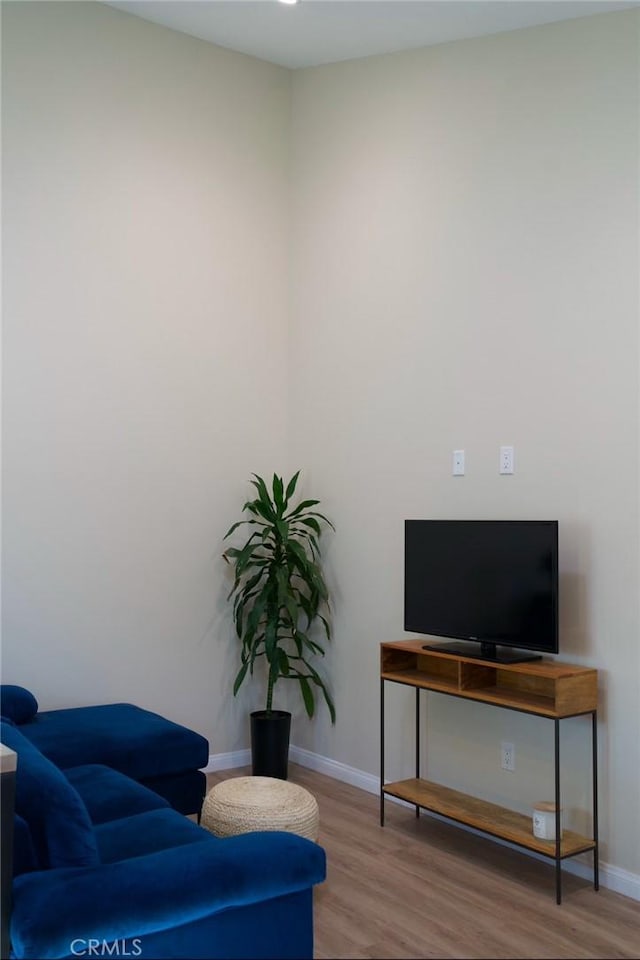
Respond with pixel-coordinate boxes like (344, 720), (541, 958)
(380, 640), (599, 904)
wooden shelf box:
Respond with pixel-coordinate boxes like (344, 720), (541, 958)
(381, 640), (597, 717)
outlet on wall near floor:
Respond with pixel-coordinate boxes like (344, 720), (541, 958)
(501, 741), (515, 771)
(499, 445), (515, 475)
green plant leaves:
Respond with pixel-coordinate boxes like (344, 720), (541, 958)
(278, 648), (290, 677)
(223, 518), (263, 541)
(233, 661), (249, 696)
(319, 682), (336, 724)
(223, 471), (335, 723)
(285, 470), (300, 503)
(298, 516), (321, 535)
(285, 499), (320, 520)
(299, 676), (315, 718)
(275, 519), (289, 541)
(272, 473), (284, 513)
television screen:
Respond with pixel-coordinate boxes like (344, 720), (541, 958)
(404, 520), (558, 662)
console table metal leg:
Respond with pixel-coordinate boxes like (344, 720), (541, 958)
(380, 678), (385, 827)
(1, 756), (16, 960)
(415, 687), (420, 818)
(592, 710), (599, 891)
(554, 718), (562, 905)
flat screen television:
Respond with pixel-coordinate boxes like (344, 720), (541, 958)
(404, 519), (558, 663)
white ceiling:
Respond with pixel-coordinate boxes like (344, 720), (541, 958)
(107, 0), (638, 69)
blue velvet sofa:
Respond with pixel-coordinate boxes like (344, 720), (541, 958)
(2, 719), (326, 959)
(0, 685), (209, 816)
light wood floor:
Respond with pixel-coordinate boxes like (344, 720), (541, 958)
(206, 765), (639, 960)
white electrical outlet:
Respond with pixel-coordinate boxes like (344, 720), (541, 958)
(499, 445), (514, 475)
(453, 450), (465, 476)
(501, 741), (515, 771)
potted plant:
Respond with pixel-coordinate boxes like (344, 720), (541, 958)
(223, 471), (335, 779)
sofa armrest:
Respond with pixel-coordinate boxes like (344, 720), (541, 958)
(11, 831), (326, 959)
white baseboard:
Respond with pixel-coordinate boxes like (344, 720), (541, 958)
(202, 748), (250, 773)
(289, 744), (381, 795)
(204, 744), (640, 902)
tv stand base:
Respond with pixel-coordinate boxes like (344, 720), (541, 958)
(421, 641), (542, 664)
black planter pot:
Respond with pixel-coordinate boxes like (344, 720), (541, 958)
(250, 710), (291, 780)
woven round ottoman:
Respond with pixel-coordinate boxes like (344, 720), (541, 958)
(201, 776), (319, 842)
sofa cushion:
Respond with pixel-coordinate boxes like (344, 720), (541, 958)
(20, 702), (209, 780)
(140, 768), (207, 815)
(13, 814), (38, 876)
(0, 721), (99, 870)
(64, 764), (170, 824)
(0, 685), (38, 724)
(95, 808), (215, 864)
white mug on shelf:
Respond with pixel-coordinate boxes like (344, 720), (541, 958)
(532, 801), (562, 840)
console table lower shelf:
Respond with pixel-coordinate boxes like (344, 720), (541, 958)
(383, 778), (596, 859)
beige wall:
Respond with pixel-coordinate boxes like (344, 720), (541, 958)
(3, 2), (639, 881)
(289, 11), (640, 876)
(1, 1), (290, 746)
